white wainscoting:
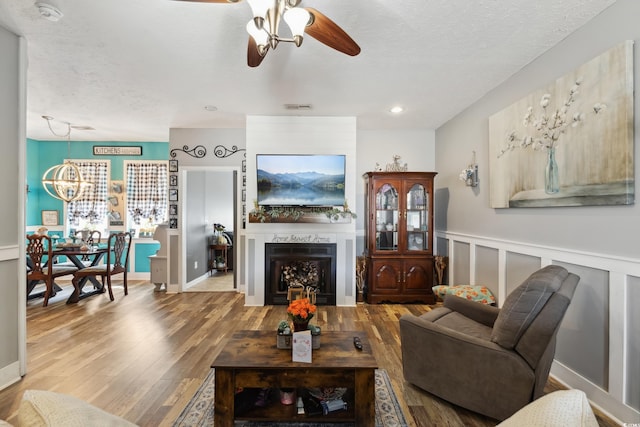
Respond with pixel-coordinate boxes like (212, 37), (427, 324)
(0, 244), (23, 390)
(436, 230), (640, 425)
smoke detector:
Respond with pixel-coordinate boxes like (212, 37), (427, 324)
(35, 3), (63, 22)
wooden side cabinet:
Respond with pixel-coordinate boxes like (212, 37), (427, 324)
(363, 171), (437, 304)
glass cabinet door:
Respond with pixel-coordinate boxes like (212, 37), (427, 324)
(405, 183), (429, 252)
(375, 183), (399, 251)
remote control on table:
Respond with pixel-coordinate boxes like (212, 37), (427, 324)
(353, 336), (363, 350)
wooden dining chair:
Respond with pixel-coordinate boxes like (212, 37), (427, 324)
(71, 232), (132, 301)
(26, 234), (78, 307)
(76, 230), (102, 246)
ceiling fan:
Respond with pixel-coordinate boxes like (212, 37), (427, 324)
(173, 0), (361, 67)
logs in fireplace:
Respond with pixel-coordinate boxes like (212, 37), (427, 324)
(265, 243), (337, 305)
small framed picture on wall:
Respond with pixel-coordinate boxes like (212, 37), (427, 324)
(169, 189), (178, 201)
(41, 210), (59, 226)
(170, 175), (178, 186)
(169, 218), (178, 229)
(169, 204), (178, 216)
(169, 159), (178, 172)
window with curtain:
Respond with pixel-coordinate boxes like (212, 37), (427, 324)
(126, 161), (168, 227)
(67, 160), (109, 227)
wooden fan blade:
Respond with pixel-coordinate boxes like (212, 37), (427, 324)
(172, 0), (241, 3)
(247, 37), (267, 67)
(304, 8), (360, 56)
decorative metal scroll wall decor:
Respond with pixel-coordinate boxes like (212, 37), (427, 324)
(170, 145), (207, 159)
(169, 144), (247, 159)
(214, 145), (246, 158)
(489, 40), (634, 208)
(167, 144), (248, 229)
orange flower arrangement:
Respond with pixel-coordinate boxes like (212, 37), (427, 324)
(287, 297), (317, 324)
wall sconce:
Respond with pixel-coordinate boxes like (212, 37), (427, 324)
(459, 151), (479, 187)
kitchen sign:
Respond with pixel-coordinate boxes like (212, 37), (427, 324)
(93, 146), (142, 156)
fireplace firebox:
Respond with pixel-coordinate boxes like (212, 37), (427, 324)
(265, 243), (337, 305)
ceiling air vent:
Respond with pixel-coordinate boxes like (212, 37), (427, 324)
(284, 104), (312, 110)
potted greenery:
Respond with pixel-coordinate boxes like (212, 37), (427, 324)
(215, 255), (226, 270)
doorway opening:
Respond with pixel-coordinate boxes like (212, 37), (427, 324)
(181, 167), (238, 292)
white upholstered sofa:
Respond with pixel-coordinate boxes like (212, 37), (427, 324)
(1, 388), (597, 426)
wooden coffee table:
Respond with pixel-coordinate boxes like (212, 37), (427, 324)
(211, 330), (378, 426)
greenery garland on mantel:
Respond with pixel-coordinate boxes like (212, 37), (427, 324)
(249, 202), (357, 224)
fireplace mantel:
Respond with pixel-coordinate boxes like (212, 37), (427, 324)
(243, 230), (356, 307)
(268, 233), (335, 244)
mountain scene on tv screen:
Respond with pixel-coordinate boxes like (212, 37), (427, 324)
(257, 169), (345, 206)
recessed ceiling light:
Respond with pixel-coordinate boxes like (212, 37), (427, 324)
(390, 106), (404, 114)
(204, 105), (218, 112)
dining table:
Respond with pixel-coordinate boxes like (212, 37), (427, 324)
(52, 245), (110, 304)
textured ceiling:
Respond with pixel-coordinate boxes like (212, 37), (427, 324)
(0, 0), (615, 141)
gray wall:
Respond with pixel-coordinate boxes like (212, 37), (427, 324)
(435, 0), (639, 419)
(0, 25), (24, 386)
(184, 170), (235, 283)
(435, 0), (639, 257)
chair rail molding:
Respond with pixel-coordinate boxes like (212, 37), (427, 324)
(0, 245), (20, 261)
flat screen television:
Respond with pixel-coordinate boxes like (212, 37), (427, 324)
(256, 154), (346, 206)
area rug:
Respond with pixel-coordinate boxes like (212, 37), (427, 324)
(173, 369), (408, 427)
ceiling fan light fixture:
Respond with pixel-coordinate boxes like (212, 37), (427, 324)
(252, 16), (265, 30)
(247, 0), (271, 21)
(246, 20), (269, 51)
(283, 7), (310, 40)
(176, 0), (360, 67)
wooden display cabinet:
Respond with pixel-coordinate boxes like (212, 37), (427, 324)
(363, 172), (437, 304)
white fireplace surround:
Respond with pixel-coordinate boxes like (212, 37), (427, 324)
(243, 116), (357, 306)
(244, 232), (356, 306)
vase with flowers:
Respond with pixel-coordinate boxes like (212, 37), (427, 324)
(213, 223), (227, 245)
(498, 79), (606, 194)
(287, 297), (316, 332)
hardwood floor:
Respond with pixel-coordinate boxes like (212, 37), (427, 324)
(1, 281), (616, 426)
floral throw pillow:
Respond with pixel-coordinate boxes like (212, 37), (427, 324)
(432, 285), (496, 305)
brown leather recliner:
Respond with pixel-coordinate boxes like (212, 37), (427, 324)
(399, 265), (579, 421)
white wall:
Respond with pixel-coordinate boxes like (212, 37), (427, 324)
(244, 116), (357, 306)
(355, 129), (436, 254)
(169, 123), (438, 303)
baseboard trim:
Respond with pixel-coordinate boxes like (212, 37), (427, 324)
(0, 361), (21, 393)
